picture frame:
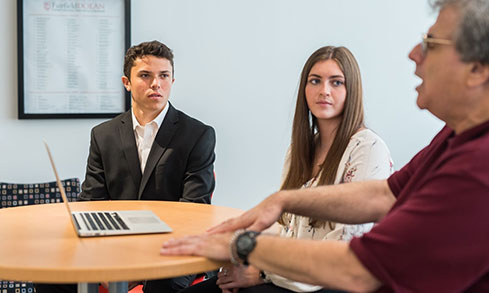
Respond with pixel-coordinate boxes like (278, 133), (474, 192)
(17, 0), (131, 119)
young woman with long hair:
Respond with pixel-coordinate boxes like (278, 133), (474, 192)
(182, 46), (393, 293)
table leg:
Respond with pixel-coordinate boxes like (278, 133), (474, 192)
(109, 281), (128, 293)
(77, 283), (98, 293)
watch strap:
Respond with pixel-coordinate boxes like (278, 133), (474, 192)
(229, 230), (243, 265)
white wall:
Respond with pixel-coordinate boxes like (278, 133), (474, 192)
(0, 0), (443, 210)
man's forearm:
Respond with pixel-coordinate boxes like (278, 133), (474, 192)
(249, 235), (381, 292)
(278, 179), (395, 224)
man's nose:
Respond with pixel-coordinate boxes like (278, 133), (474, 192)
(151, 77), (160, 89)
(408, 43), (424, 65)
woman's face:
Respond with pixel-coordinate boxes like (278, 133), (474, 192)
(305, 59), (346, 122)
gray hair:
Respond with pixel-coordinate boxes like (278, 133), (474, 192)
(430, 0), (489, 64)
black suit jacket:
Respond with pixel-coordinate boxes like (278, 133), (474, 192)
(79, 103), (215, 203)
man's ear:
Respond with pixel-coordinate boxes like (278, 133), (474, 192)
(122, 76), (131, 91)
(467, 62), (489, 87)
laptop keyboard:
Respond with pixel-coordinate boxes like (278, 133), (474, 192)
(80, 212), (129, 231)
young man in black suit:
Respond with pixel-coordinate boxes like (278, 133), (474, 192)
(79, 40), (215, 205)
(35, 40), (216, 293)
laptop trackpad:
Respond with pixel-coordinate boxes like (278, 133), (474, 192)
(127, 216), (160, 224)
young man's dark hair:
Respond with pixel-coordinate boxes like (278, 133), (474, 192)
(123, 40), (175, 78)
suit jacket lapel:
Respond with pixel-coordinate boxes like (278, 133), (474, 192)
(138, 104), (179, 199)
(119, 111), (142, 191)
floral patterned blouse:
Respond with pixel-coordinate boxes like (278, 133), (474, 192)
(267, 129), (394, 292)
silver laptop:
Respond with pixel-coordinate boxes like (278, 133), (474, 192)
(44, 141), (172, 237)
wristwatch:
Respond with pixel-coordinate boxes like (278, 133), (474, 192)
(232, 230), (261, 266)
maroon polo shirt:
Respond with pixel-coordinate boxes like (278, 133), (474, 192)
(350, 120), (489, 292)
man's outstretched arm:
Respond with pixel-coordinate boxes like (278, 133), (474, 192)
(161, 232), (381, 292)
(209, 179), (395, 233)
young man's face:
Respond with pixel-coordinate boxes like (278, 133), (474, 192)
(122, 55), (174, 118)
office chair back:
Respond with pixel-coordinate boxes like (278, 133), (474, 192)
(0, 178), (80, 293)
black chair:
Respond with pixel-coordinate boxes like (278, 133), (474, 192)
(0, 178), (80, 293)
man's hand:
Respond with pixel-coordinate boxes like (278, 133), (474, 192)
(160, 232), (233, 260)
(207, 191), (285, 234)
(216, 265), (263, 290)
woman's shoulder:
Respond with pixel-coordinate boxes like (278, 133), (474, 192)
(349, 128), (388, 148)
(351, 128), (382, 140)
(338, 128), (394, 182)
(344, 128), (392, 160)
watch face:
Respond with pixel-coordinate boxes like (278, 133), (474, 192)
(235, 231), (260, 264)
(237, 235), (254, 252)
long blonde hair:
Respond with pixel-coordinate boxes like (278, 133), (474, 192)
(279, 46), (364, 227)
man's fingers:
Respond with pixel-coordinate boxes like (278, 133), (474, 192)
(161, 237), (185, 248)
(208, 214), (255, 234)
(247, 220), (270, 232)
(160, 244), (197, 256)
(207, 218), (240, 234)
(162, 235), (196, 247)
(160, 237), (201, 256)
(160, 232), (233, 262)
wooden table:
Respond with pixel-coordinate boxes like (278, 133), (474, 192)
(0, 201), (242, 293)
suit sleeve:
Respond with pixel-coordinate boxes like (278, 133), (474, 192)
(179, 126), (216, 204)
(78, 128), (110, 201)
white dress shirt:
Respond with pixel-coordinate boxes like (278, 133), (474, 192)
(131, 105), (169, 174)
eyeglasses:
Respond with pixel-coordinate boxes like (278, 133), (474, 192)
(421, 33), (453, 56)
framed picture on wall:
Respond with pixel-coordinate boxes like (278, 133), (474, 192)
(17, 0), (131, 119)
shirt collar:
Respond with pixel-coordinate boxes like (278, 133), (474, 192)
(449, 118), (489, 148)
(131, 103), (169, 131)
